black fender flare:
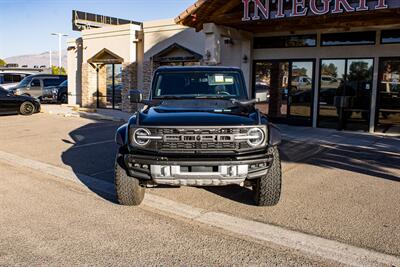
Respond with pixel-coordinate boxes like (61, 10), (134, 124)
(115, 123), (129, 146)
(268, 123), (282, 146)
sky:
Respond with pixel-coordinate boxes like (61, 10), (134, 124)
(0, 0), (195, 59)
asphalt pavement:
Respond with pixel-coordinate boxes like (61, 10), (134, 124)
(0, 113), (399, 266)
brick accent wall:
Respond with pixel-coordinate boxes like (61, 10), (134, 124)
(142, 61), (155, 99)
(81, 63), (97, 108)
(98, 65), (107, 108)
(121, 62), (138, 113)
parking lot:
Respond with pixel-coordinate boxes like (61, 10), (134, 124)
(0, 113), (399, 266)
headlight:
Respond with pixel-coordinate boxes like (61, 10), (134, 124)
(132, 128), (162, 146)
(246, 128), (265, 147)
(14, 89), (21, 95)
(52, 88), (58, 94)
(133, 128), (151, 146)
(235, 127), (266, 147)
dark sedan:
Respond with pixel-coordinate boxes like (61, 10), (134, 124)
(0, 88), (41, 115)
(42, 80), (68, 103)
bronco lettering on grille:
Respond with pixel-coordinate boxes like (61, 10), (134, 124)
(163, 134), (234, 143)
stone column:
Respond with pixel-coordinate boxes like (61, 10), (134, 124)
(142, 61), (155, 99)
(121, 62), (138, 113)
(98, 65), (107, 108)
(81, 63), (97, 108)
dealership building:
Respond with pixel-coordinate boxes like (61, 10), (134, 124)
(67, 0), (400, 134)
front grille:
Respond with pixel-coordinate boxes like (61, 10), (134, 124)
(151, 128), (248, 135)
(160, 142), (239, 150)
(146, 127), (254, 152)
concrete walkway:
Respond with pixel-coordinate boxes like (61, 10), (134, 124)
(277, 124), (400, 154)
(41, 104), (131, 122)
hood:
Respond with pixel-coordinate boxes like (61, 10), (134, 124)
(2, 83), (19, 90)
(136, 99), (260, 126)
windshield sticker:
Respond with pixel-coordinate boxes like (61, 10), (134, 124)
(215, 75), (224, 83)
(224, 77), (234, 84)
(209, 75), (235, 85)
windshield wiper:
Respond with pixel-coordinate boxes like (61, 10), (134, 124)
(153, 95), (190, 100)
(193, 95), (231, 99)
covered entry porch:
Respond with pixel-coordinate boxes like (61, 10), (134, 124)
(87, 48), (124, 110)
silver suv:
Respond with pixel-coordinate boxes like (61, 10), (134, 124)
(10, 74), (67, 99)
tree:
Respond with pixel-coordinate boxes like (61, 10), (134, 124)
(0, 59), (6, 67)
(51, 65), (67, 75)
(321, 63), (338, 78)
(348, 61), (372, 82)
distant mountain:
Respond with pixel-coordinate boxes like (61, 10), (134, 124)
(4, 51), (67, 69)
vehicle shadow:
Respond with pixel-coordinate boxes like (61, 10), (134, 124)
(61, 121), (122, 203)
(61, 122), (400, 206)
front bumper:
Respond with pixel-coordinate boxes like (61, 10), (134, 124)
(123, 149), (273, 186)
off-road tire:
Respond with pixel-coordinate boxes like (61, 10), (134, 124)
(19, 101), (35, 115)
(253, 146), (282, 206)
(114, 154), (145, 206)
(60, 93), (67, 104)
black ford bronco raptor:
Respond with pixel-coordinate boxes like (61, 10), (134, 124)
(115, 66), (282, 206)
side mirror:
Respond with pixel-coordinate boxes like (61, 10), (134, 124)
(129, 89), (143, 104)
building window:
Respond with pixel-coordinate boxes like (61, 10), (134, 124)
(376, 58), (400, 134)
(381, 29), (400, 44)
(254, 35), (317, 49)
(321, 31), (376, 46)
(318, 58), (374, 132)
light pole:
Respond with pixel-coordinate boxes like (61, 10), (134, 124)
(51, 33), (68, 73)
(49, 49), (52, 69)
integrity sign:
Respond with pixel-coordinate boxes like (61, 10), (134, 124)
(242, 0), (391, 21)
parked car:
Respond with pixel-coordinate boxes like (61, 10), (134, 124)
(114, 66), (282, 207)
(9, 74), (67, 100)
(255, 82), (270, 103)
(0, 88), (41, 115)
(0, 71), (33, 90)
(42, 80), (68, 103)
(291, 75), (312, 91)
(321, 75), (341, 89)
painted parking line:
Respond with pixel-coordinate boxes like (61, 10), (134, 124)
(90, 169), (114, 176)
(0, 150), (398, 267)
(70, 140), (115, 149)
(73, 124), (121, 132)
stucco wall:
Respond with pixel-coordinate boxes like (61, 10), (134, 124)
(137, 19), (205, 92)
(81, 24), (140, 63)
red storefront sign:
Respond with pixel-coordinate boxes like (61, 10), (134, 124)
(242, 0), (390, 21)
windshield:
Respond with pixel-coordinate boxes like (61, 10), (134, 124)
(17, 76), (33, 87)
(59, 80), (68, 87)
(152, 71), (247, 100)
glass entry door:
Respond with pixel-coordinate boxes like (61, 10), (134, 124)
(97, 64), (122, 109)
(254, 60), (314, 125)
(318, 59), (373, 131)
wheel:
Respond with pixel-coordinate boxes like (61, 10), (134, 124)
(19, 101), (35, 115)
(253, 146), (282, 206)
(114, 154), (145, 206)
(60, 93), (67, 104)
